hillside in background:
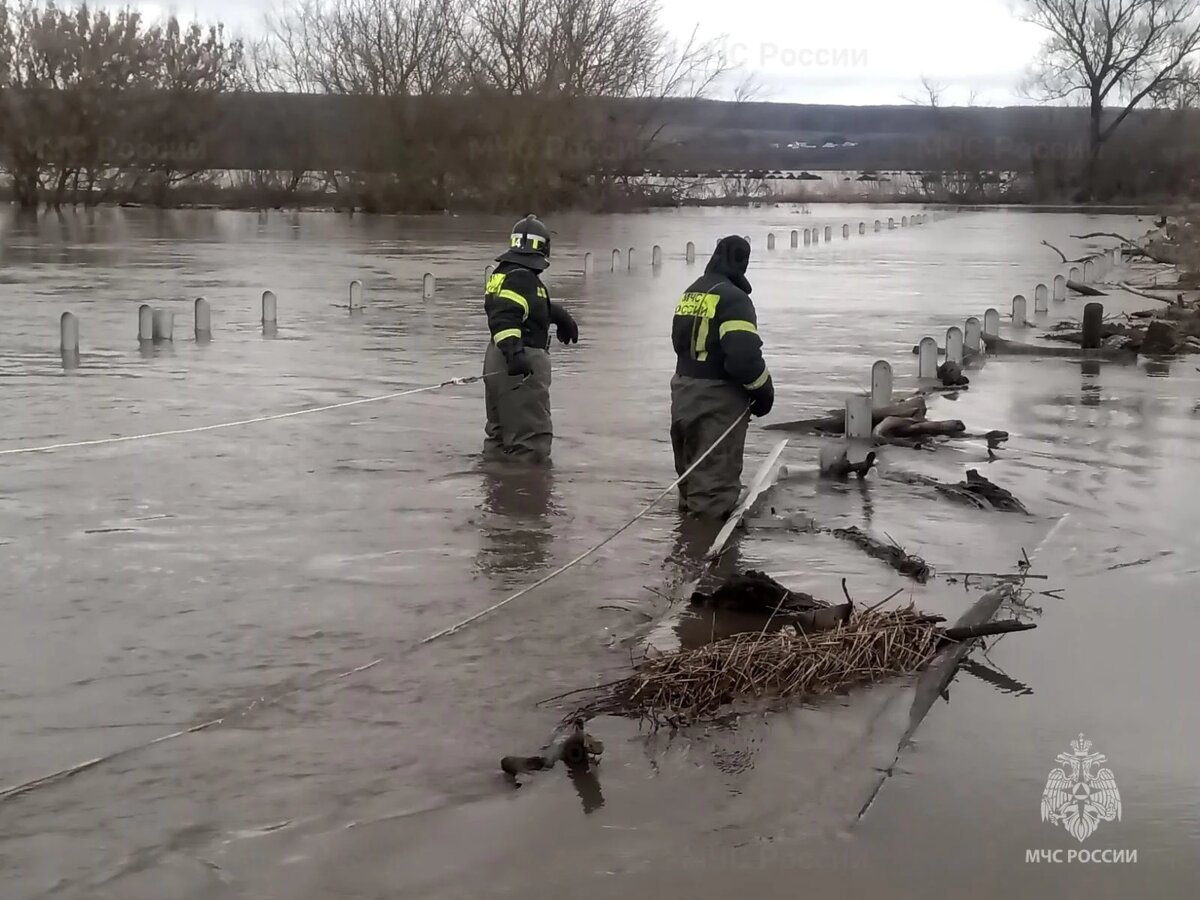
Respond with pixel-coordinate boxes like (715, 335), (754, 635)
(197, 94), (1200, 175)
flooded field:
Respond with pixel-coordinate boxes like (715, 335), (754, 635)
(1, 203), (1197, 899)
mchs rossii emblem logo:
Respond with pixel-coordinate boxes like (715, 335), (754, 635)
(1040, 733), (1122, 842)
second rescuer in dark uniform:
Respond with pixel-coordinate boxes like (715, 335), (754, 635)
(483, 214), (579, 462)
(670, 235), (774, 519)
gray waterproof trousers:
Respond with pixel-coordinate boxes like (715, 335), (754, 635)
(483, 342), (553, 462)
(669, 374), (750, 519)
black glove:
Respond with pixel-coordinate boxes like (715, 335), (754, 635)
(748, 376), (774, 418)
(503, 346), (533, 377)
(549, 302), (579, 345)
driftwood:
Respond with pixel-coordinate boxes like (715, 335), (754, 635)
(1067, 280), (1107, 296)
(1119, 282), (1183, 304)
(688, 571), (856, 634)
(501, 718), (603, 777)
(829, 526), (931, 582)
(881, 468), (1028, 513)
(765, 396), (927, 434)
(873, 416), (966, 440)
(983, 333), (1135, 360)
(1041, 240), (1089, 264)
(938, 619), (1036, 644)
(689, 570), (821, 613)
(819, 446), (877, 479)
(1036, 312), (1200, 355)
(937, 360), (970, 386)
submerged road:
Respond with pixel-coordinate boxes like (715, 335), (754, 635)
(0, 205), (1197, 898)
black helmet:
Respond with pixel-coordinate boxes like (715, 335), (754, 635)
(496, 214), (551, 271)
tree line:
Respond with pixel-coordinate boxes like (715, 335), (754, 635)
(1, 0), (1199, 210)
(0, 0), (723, 210)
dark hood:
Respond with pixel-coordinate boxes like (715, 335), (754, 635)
(495, 248), (549, 272)
(704, 235), (752, 294)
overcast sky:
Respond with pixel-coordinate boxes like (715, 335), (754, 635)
(137, 0), (1050, 106)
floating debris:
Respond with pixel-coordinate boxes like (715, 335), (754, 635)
(566, 602), (1034, 727)
(500, 718), (603, 779)
(883, 469), (1029, 513)
(829, 526), (931, 581)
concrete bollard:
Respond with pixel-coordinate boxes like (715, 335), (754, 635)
(824, 225), (832, 242)
(581, 254), (591, 276)
(685, 241), (695, 263)
(138, 304), (154, 343)
(842, 224), (850, 239)
(804, 228), (812, 246)
(871, 360), (893, 408)
(151, 308), (174, 343)
(60, 311), (80, 368)
(964, 316), (982, 351)
(652, 245), (662, 267)
(766, 233), (775, 250)
(1082, 302), (1104, 349)
(421, 273), (435, 300)
(859, 222), (866, 235)
(611, 249), (621, 271)
(628, 248), (635, 270)
(984, 308), (1000, 337)
(349, 280), (363, 310)
(888, 218), (895, 229)
(1083, 259), (1095, 282)
(262, 290), (277, 327)
(917, 337), (939, 379)
(902, 216), (908, 227)
(1053, 274), (1067, 301)
(875, 220), (882, 232)
(1114, 247), (1123, 265)
(790, 230), (798, 248)
(946, 326), (964, 364)
(1034, 283), (1049, 313)
(194, 297), (212, 341)
(845, 395), (873, 439)
(1012, 295), (1028, 326)
(1068, 266), (1081, 283)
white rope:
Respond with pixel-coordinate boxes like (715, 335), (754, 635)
(0, 372), (503, 457)
(419, 406), (752, 644)
(0, 406), (753, 803)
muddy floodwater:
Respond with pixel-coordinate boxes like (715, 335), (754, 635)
(1, 204), (1198, 899)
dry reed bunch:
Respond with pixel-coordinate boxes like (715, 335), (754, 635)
(569, 607), (944, 727)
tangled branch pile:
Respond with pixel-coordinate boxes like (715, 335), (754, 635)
(830, 526), (932, 582)
(570, 607), (944, 726)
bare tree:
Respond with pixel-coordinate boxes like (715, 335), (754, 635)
(1020, 0), (1200, 198)
(902, 75), (944, 107)
(131, 18), (243, 206)
(0, 1), (161, 208)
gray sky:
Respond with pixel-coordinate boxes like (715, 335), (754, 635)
(138, 0), (1050, 106)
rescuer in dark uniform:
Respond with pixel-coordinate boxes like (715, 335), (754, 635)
(483, 214), (579, 462)
(670, 235), (774, 519)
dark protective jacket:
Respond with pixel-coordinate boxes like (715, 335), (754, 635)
(485, 260), (571, 353)
(672, 237), (772, 398)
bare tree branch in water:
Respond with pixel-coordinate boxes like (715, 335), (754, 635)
(1019, 0), (1200, 199)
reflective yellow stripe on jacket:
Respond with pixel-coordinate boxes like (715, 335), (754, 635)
(493, 328), (523, 345)
(744, 369), (770, 391)
(719, 319), (757, 338)
(487, 273), (529, 320)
